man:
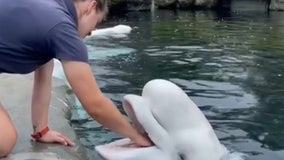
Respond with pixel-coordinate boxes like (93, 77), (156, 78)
(0, 0), (152, 157)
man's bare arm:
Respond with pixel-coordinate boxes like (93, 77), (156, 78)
(61, 60), (146, 141)
(31, 60), (53, 132)
(31, 59), (74, 146)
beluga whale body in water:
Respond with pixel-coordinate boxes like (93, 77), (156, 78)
(95, 79), (244, 160)
(87, 24), (132, 38)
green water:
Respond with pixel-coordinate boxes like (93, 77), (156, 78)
(70, 9), (284, 160)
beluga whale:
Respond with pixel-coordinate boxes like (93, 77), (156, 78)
(87, 25), (132, 38)
(95, 79), (242, 160)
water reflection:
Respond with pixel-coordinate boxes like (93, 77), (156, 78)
(70, 7), (284, 160)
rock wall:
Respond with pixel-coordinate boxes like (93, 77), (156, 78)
(109, 0), (153, 11)
(108, 0), (284, 11)
(269, 0), (284, 11)
(109, 0), (222, 11)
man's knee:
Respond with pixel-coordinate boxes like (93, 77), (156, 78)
(0, 128), (17, 157)
(0, 104), (18, 158)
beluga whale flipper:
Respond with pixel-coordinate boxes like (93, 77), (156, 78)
(95, 79), (230, 160)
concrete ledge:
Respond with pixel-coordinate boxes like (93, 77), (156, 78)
(0, 73), (87, 160)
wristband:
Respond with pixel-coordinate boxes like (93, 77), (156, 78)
(31, 126), (49, 140)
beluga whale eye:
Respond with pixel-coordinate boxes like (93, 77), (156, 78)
(179, 153), (185, 160)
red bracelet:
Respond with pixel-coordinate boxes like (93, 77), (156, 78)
(31, 126), (50, 140)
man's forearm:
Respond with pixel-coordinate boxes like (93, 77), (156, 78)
(62, 61), (140, 139)
(31, 60), (54, 132)
(87, 95), (140, 139)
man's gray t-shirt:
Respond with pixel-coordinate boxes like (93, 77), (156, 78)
(0, 0), (88, 74)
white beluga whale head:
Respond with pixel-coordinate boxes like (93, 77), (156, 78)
(95, 79), (232, 160)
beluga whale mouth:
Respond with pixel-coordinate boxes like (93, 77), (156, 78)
(95, 79), (243, 160)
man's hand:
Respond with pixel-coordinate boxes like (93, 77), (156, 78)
(130, 132), (153, 147)
(37, 130), (75, 146)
